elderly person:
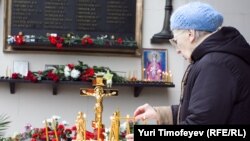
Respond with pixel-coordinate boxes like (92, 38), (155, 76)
(127, 1), (250, 140)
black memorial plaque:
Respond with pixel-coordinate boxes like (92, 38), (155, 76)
(10, 0), (136, 39)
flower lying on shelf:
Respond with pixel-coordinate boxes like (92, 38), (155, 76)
(48, 33), (64, 49)
(81, 34), (94, 45)
(11, 61), (126, 84)
(7, 32), (137, 48)
(7, 32), (25, 45)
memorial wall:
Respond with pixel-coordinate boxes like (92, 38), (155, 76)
(4, 0), (143, 55)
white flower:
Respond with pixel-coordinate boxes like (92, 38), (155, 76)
(64, 66), (71, 77)
(120, 122), (127, 133)
(7, 35), (15, 44)
(50, 33), (57, 37)
(95, 72), (105, 77)
(52, 115), (61, 120)
(71, 69), (80, 79)
(62, 120), (68, 126)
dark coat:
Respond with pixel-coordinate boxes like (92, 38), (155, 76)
(172, 26), (250, 124)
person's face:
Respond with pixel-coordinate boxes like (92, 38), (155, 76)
(169, 30), (196, 62)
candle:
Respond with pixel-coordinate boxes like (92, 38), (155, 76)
(143, 115), (147, 125)
(45, 120), (49, 141)
(97, 115), (101, 141)
(109, 116), (113, 141)
(6, 66), (8, 77)
(165, 72), (169, 82)
(84, 113), (86, 141)
(9, 69), (12, 78)
(161, 71), (165, 81)
(98, 123), (100, 141)
(143, 68), (146, 81)
(169, 74), (173, 83)
(126, 115), (130, 135)
(127, 71), (131, 81)
(168, 70), (173, 83)
(53, 119), (59, 141)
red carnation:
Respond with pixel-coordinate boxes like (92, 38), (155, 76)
(15, 33), (25, 45)
(117, 37), (123, 44)
(12, 73), (19, 79)
(81, 68), (95, 81)
(48, 36), (57, 45)
(47, 71), (59, 82)
(30, 138), (37, 141)
(48, 35), (64, 49)
(58, 124), (65, 131)
(71, 125), (77, 131)
(65, 128), (72, 134)
(82, 37), (93, 45)
(67, 64), (75, 70)
(25, 71), (38, 83)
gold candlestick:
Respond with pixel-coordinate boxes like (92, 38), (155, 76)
(109, 111), (120, 141)
(76, 112), (86, 141)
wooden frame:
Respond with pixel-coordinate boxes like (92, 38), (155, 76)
(3, 0), (144, 57)
(142, 49), (168, 81)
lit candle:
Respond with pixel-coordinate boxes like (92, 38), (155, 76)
(169, 74), (173, 83)
(169, 70), (173, 83)
(165, 72), (169, 82)
(161, 71), (165, 81)
(126, 115), (130, 135)
(53, 119), (59, 141)
(84, 113), (86, 141)
(45, 120), (49, 141)
(143, 115), (147, 125)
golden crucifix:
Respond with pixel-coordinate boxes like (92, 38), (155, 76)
(80, 75), (118, 133)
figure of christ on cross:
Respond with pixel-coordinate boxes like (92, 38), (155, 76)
(80, 86), (118, 126)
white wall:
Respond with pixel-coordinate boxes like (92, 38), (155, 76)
(0, 0), (250, 137)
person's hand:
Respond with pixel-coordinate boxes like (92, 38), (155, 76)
(126, 133), (134, 141)
(134, 103), (159, 121)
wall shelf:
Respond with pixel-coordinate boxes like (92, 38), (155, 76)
(0, 78), (175, 97)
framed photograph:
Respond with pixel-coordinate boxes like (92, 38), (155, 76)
(142, 49), (167, 81)
(13, 61), (29, 76)
(45, 64), (60, 71)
